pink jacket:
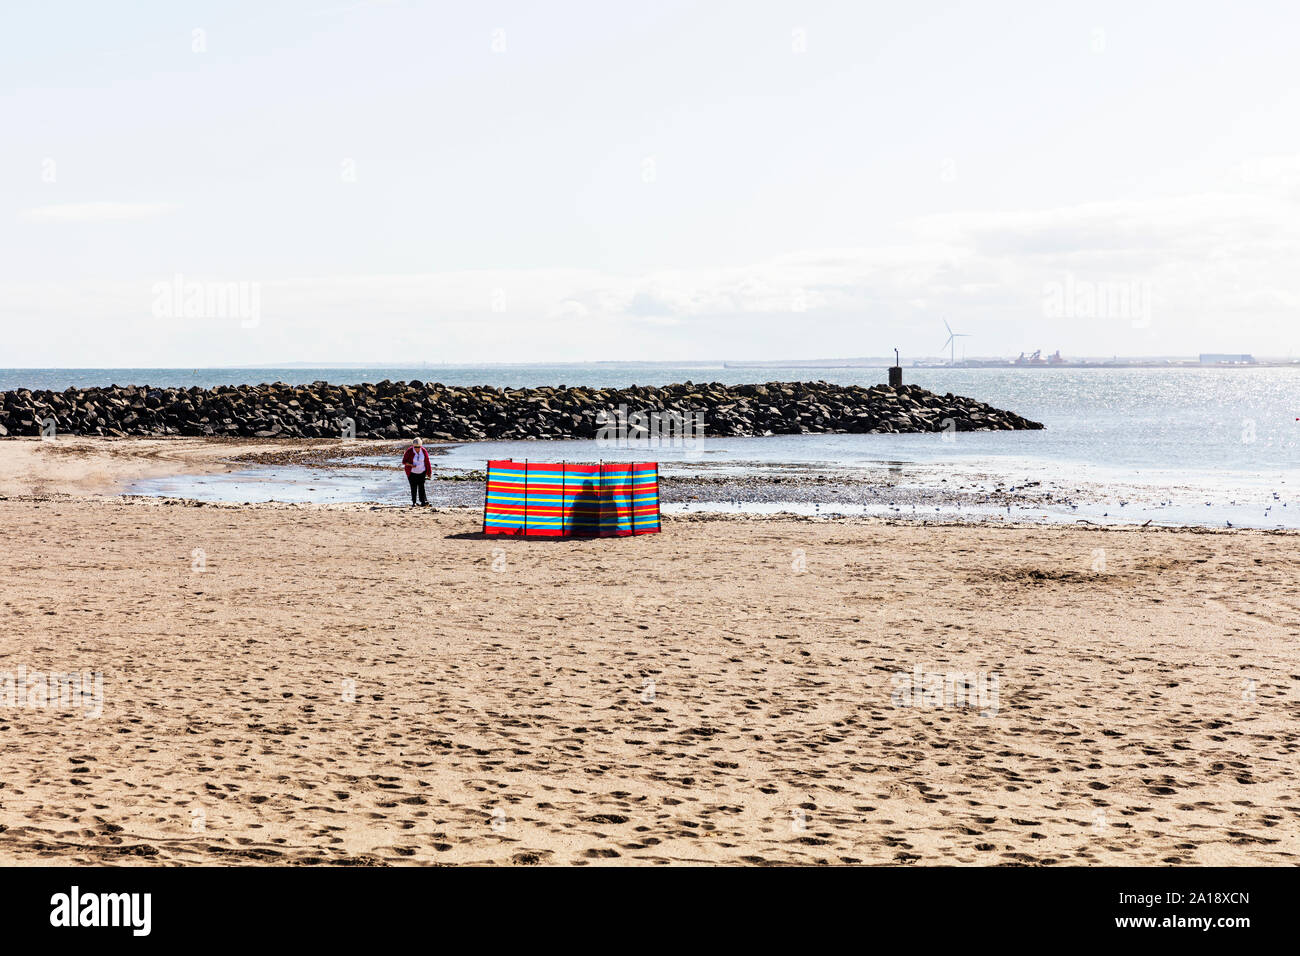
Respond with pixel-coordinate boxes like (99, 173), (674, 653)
(402, 446), (432, 476)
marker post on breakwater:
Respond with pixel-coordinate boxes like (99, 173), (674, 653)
(889, 348), (903, 388)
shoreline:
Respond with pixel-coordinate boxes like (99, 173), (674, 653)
(4, 435), (1294, 531)
(12, 486), (1296, 537)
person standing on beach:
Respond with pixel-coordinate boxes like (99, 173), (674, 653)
(402, 438), (431, 506)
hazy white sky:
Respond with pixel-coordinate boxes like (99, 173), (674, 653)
(4, 0), (1300, 365)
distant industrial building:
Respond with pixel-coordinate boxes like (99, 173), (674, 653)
(1199, 353), (1256, 365)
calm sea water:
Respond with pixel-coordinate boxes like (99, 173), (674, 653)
(6, 366), (1299, 527)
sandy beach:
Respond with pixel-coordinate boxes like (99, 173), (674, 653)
(1, 437), (1298, 865)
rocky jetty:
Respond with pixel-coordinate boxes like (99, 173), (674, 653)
(0, 380), (1043, 439)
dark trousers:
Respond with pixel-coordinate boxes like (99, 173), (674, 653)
(407, 472), (428, 505)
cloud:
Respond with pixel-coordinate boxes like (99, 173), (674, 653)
(545, 299), (590, 319)
(913, 194), (1295, 257)
(5, 159), (1300, 363)
(20, 202), (179, 224)
(625, 291), (679, 318)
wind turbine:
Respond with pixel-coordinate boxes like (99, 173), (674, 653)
(942, 319), (970, 366)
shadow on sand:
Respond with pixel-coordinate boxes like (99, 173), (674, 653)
(443, 531), (617, 544)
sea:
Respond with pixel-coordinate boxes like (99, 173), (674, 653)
(4, 365), (1298, 529)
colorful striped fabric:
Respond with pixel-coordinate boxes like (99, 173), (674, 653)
(483, 461), (661, 537)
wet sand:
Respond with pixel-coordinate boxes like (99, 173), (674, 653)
(1, 439), (1298, 865)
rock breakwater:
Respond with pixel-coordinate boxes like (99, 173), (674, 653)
(0, 380), (1043, 439)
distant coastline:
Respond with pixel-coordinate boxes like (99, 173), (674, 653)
(3, 356), (1297, 372)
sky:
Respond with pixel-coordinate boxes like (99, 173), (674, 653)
(3, 0), (1300, 366)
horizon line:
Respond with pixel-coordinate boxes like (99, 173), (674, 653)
(3, 354), (1296, 371)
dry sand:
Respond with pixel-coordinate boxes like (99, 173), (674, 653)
(1, 438), (1298, 865)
